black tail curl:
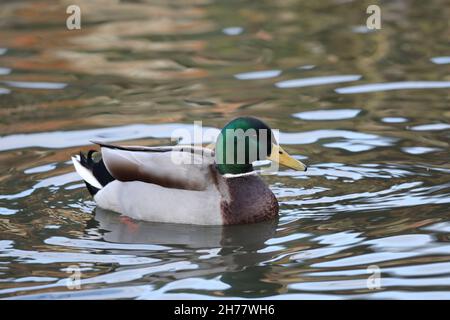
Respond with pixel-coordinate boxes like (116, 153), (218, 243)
(79, 150), (115, 196)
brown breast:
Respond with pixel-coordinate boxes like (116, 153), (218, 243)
(209, 166), (279, 225)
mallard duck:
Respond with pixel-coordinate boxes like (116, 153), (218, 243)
(72, 117), (307, 225)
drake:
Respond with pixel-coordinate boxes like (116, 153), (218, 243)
(72, 117), (307, 225)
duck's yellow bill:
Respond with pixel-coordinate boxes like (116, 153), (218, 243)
(267, 144), (307, 172)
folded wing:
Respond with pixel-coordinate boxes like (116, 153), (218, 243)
(94, 142), (215, 191)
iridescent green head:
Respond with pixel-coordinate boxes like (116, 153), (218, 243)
(215, 117), (307, 175)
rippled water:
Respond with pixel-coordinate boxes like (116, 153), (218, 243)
(0, 0), (449, 299)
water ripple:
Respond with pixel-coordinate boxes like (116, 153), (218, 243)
(222, 27), (243, 35)
(336, 81), (450, 94)
(293, 109), (361, 121)
(381, 117), (408, 123)
(0, 68), (11, 75)
(3, 81), (67, 90)
(275, 75), (362, 89)
(234, 70), (282, 80)
(410, 123), (450, 131)
(0, 246), (158, 265)
(0, 125), (394, 153)
(44, 236), (171, 251)
(280, 130), (395, 152)
(431, 56), (450, 64)
(0, 124), (218, 151)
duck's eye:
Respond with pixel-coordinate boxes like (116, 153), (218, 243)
(279, 150), (283, 154)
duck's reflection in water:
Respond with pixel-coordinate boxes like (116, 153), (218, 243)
(94, 208), (280, 296)
(92, 207), (282, 296)
(94, 207), (277, 250)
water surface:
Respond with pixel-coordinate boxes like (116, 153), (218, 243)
(0, 0), (449, 299)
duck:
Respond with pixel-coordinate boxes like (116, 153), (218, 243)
(72, 117), (307, 225)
